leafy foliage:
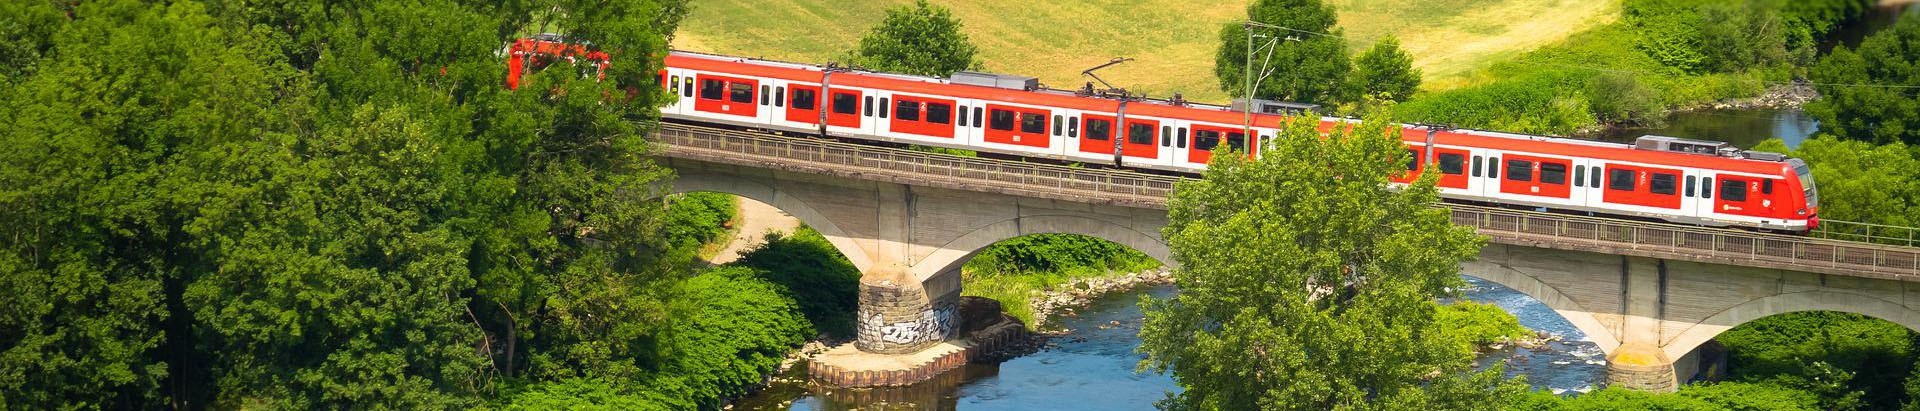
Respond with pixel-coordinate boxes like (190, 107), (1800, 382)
(663, 192), (739, 251)
(650, 267), (812, 408)
(1349, 35), (1421, 103)
(964, 234), (1158, 276)
(1805, 14), (1920, 145)
(1752, 136), (1920, 228)
(1214, 0), (1352, 105)
(504, 378), (684, 411)
(1140, 112), (1522, 409)
(1586, 73), (1665, 127)
(732, 227), (861, 337)
(845, 0), (979, 77)
(1714, 311), (1916, 410)
(1434, 301), (1532, 355)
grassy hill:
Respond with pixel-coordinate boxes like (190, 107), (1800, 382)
(674, 0), (1617, 103)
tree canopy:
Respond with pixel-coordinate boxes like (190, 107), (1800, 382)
(1214, 0), (1352, 105)
(846, 0), (979, 77)
(1138, 112), (1521, 410)
(1805, 13), (1920, 145)
(1349, 35), (1421, 103)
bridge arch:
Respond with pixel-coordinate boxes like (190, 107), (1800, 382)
(1460, 260), (1622, 355)
(669, 171), (876, 274)
(1660, 291), (1920, 360)
(911, 213), (1173, 283)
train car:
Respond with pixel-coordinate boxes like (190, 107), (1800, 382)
(506, 37), (1819, 232)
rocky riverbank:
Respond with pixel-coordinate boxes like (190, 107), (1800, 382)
(1028, 268), (1173, 330)
(1676, 81), (1820, 112)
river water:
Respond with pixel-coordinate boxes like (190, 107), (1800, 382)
(734, 275), (1608, 410)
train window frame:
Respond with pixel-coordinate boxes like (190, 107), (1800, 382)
(1472, 156), (1483, 177)
(1574, 164), (1586, 187)
(1589, 166), (1601, 188)
(894, 100), (919, 121)
(1438, 153), (1465, 175)
(729, 82), (754, 104)
(1054, 115), (1065, 136)
(1021, 113), (1047, 134)
(863, 96), (873, 117)
(774, 87), (785, 107)
(1177, 128), (1188, 149)
(1650, 173), (1677, 195)
(831, 92), (858, 115)
(791, 89), (816, 110)
(879, 98), (889, 119)
(1702, 177), (1713, 199)
(760, 85), (770, 105)
(1193, 129), (1221, 151)
(1761, 179), (1774, 194)
(1720, 179), (1747, 202)
(1085, 118), (1112, 141)
(1127, 123), (1154, 145)
(1540, 163), (1567, 185)
(1505, 159), (1532, 182)
(926, 103), (951, 124)
(1608, 169), (1636, 191)
(1685, 175), (1697, 197)
(988, 109), (1016, 131)
(699, 79), (725, 100)
(1068, 116), (1079, 137)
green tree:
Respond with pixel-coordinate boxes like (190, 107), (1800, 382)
(733, 227), (861, 337)
(1349, 35), (1421, 103)
(1138, 113), (1520, 410)
(1752, 136), (1920, 228)
(846, 0), (978, 77)
(648, 267), (811, 408)
(1215, 0), (1352, 105)
(1713, 311), (1914, 410)
(1805, 14), (1920, 145)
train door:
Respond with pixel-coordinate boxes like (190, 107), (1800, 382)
(692, 74), (758, 120)
(1050, 108), (1079, 160)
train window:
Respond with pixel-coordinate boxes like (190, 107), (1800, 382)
(729, 82), (754, 103)
(1161, 126), (1173, 147)
(1761, 179), (1774, 194)
(1506, 160), (1532, 182)
(760, 85), (770, 105)
(1589, 166), (1601, 188)
(1685, 176), (1697, 197)
(831, 93), (857, 115)
(683, 78), (694, 98)
(1574, 165), (1586, 187)
(1406, 150), (1422, 171)
(1193, 130), (1220, 151)
(775, 87), (785, 107)
(894, 100), (919, 121)
(1488, 157), (1500, 179)
(1720, 179), (1746, 201)
(926, 103), (951, 124)
(1702, 177), (1713, 199)
(792, 89), (817, 110)
(1068, 117), (1079, 137)
(1085, 118), (1112, 141)
(1021, 113), (1047, 134)
(1472, 156), (1483, 177)
(1227, 132), (1247, 152)
(957, 105), (969, 125)
(700, 79), (725, 100)
(670, 76), (680, 94)
(1650, 173), (1677, 195)
(1054, 115), (1065, 136)
(1608, 169), (1636, 191)
(1438, 153), (1465, 175)
(1128, 123), (1154, 145)
(973, 107), (984, 128)
(1176, 128), (1188, 149)
(988, 109), (1016, 131)
(863, 96), (873, 116)
(1541, 163), (1567, 184)
(879, 98), (889, 118)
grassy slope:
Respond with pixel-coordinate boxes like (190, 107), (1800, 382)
(674, 0), (1617, 102)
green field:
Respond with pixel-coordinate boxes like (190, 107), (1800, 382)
(675, 0), (1618, 102)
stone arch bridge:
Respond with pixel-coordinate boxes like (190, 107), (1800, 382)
(655, 123), (1920, 391)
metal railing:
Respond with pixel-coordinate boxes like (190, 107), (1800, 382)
(652, 123), (1920, 281)
(1813, 220), (1920, 248)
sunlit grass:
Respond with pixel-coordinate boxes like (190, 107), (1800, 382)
(674, 0), (1619, 101)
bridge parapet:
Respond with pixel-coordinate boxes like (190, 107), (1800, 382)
(654, 122), (1920, 282)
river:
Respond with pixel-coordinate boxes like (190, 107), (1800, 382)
(734, 275), (1608, 410)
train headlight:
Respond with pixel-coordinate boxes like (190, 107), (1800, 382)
(1797, 208), (1807, 216)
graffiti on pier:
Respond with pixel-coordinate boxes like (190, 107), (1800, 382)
(863, 304), (956, 344)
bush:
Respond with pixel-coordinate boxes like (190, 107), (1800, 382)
(1587, 73), (1664, 127)
(1714, 311), (1916, 410)
(653, 267), (812, 408)
(660, 192), (738, 250)
(1434, 301), (1531, 354)
(1805, 14), (1920, 145)
(731, 227), (860, 337)
(962, 234), (1158, 276)
(503, 378), (685, 411)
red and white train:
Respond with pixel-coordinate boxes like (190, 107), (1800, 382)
(507, 37), (1820, 232)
